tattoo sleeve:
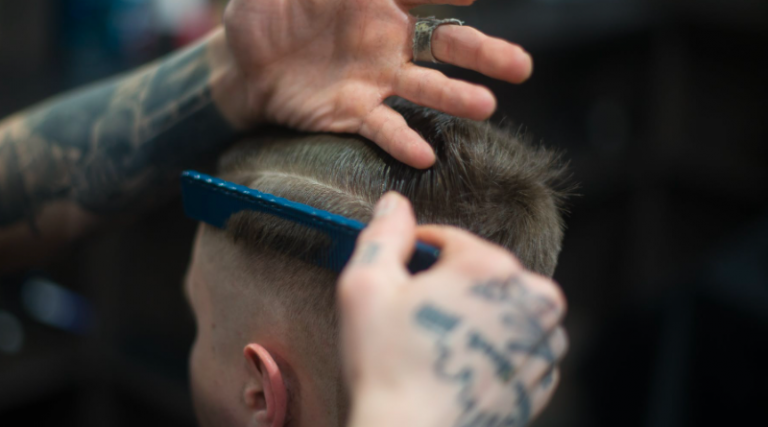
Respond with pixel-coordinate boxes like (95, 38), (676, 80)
(0, 35), (238, 231)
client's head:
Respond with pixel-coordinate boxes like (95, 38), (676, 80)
(183, 99), (568, 427)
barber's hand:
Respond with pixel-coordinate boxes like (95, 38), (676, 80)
(338, 192), (568, 427)
(224, 0), (532, 169)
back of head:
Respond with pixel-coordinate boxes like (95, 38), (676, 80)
(197, 98), (568, 427)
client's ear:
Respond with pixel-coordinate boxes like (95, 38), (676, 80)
(243, 344), (288, 427)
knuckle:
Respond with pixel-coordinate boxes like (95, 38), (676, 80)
(337, 93), (370, 120)
(466, 26), (486, 47)
(551, 327), (569, 358)
(549, 283), (568, 316)
(520, 272), (567, 321)
(538, 277), (568, 318)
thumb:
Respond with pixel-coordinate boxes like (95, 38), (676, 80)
(338, 192), (416, 311)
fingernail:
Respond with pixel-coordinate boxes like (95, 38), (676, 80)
(374, 192), (398, 218)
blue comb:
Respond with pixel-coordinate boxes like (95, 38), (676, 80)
(180, 171), (439, 273)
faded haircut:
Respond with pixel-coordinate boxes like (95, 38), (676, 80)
(205, 99), (569, 423)
(214, 98), (569, 277)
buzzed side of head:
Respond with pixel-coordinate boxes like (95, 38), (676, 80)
(199, 98), (568, 427)
(193, 222), (345, 425)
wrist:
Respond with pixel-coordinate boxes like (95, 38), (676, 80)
(205, 27), (256, 129)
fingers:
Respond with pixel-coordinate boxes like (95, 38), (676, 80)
(431, 25), (533, 84)
(515, 328), (567, 422)
(528, 368), (560, 421)
(417, 225), (566, 322)
(515, 327), (568, 385)
(353, 192), (417, 268)
(394, 67), (496, 121)
(359, 104), (436, 169)
(518, 272), (568, 329)
(338, 192), (417, 311)
(416, 225), (523, 277)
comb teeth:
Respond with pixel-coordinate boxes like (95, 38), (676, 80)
(180, 170), (439, 273)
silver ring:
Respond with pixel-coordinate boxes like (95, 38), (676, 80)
(413, 17), (464, 63)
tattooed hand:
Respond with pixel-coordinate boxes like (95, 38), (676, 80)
(339, 192), (567, 427)
(224, 0), (533, 168)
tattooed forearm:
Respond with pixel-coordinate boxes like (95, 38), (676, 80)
(0, 35), (238, 230)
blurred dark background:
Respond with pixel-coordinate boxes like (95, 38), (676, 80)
(1, 0), (766, 426)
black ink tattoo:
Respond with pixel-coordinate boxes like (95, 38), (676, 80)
(355, 242), (381, 264)
(455, 382), (530, 427)
(415, 303), (461, 334)
(470, 276), (521, 301)
(414, 303), (532, 427)
(413, 275), (563, 426)
(0, 41), (236, 229)
(471, 276), (559, 319)
(473, 276), (559, 367)
(468, 331), (514, 383)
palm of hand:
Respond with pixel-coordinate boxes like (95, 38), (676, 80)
(225, 0), (532, 168)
